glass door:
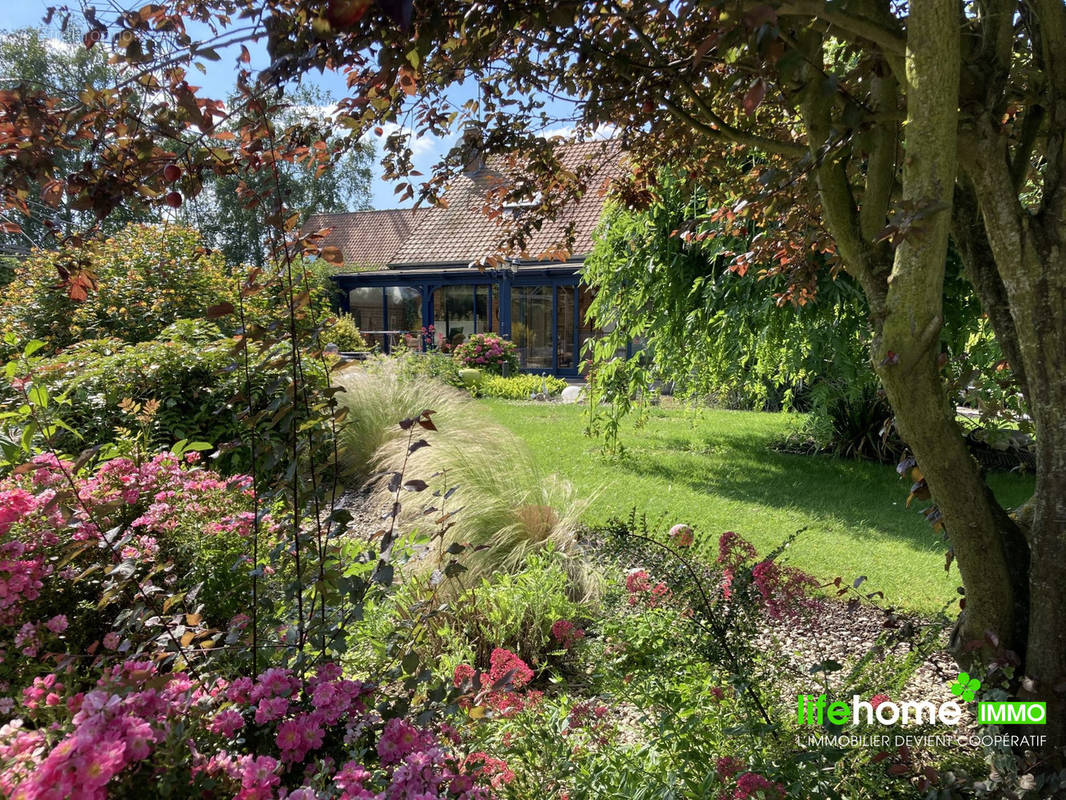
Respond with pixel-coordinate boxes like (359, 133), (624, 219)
(510, 283), (579, 374)
(510, 285), (553, 369)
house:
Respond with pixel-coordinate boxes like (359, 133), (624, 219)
(303, 141), (623, 377)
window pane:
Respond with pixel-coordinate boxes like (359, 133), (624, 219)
(557, 285), (575, 370)
(348, 287), (384, 349)
(386, 286), (422, 349)
(432, 286), (468, 347)
(578, 285), (595, 370)
(433, 285), (492, 348)
(476, 286), (492, 333)
(510, 285), (553, 369)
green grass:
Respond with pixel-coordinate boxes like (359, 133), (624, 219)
(479, 400), (1035, 616)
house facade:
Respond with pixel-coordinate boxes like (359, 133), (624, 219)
(304, 142), (621, 377)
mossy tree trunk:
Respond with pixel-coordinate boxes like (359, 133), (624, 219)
(801, 0), (1066, 750)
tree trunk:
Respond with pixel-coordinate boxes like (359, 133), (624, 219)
(870, 0), (1028, 663)
(875, 348), (1029, 658)
(801, 0), (1029, 666)
(961, 89), (1066, 748)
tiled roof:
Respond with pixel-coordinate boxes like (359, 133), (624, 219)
(307, 140), (624, 272)
(302, 208), (427, 269)
(390, 140), (624, 267)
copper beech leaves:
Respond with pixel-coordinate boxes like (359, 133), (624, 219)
(320, 245), (344, 265)
(742, 78), (767, 116)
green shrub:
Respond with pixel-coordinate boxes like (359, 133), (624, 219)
(157, 318), (226, 344)
(319, 313), (367, 352)
(477, 374), (568, 400)
(347, 549), (587, 679)
(28, 327), (294, 472)
(396, 349), (465, 388)
(458, 368), (484, 390)
(782, 380), (904, 463)
(0, 224), (236, 353)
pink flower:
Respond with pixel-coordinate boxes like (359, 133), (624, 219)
(335, 761), (371, 793)
(377, 718), (430, 765)
(488, 648), (533, 688)
(254, 695), (290, 724)
(718, 531), (757, 568)
(625, 569), (651, 594)
(453, 664), (475, 687)
(731, 772), (785, 800)
(668, 523), (694, 547)
(276, 714), (324, 762)
(238, 754), (280, 799)
(551, 619), (585, 649)
(209, 709), (245, 737)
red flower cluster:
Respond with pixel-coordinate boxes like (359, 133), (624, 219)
(624, 569), (672, 608)
(715, 756), (745, 780)
(550, 619), (585, 649)
(716, 531), (818, 620)
(453, 648), (541, 717)
(728, 772), (786, 800)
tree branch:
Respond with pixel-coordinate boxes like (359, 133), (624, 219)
(1010, 104), (1045, 193)
(775, 0), (906, 55)
(796, 30), (886, 309)
(858, 65), (899, 243)
(609, 1), (808, 157)
(951, 177), (1031, 404)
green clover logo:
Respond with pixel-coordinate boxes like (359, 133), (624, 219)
(950, 671), (981, 702)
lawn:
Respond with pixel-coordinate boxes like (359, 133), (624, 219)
(479, 399), (1035, 616)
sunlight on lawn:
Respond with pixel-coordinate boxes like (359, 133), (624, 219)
(481, 400), (1035, 616)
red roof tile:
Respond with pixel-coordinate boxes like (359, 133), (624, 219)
(390, 140), (624, 266)
(306, 141), (624, 272)
(302, 208), (427, 269)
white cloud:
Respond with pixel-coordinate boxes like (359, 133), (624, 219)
(536, 123), (619, 141)
(44, 38), (78, 56)
(373, 122), (439, 157)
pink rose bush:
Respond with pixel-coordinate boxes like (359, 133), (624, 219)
(0, 661), (499, 799)
(0, 451), (268, 690)
(451, 334), (519, 375)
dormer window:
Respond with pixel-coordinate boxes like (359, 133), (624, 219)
(502, 192), (542, 218)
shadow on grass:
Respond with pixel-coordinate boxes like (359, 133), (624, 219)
(610, 423), (1030, 556)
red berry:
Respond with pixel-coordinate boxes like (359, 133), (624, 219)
(165, 191), (183, 208)
(163, 164), (182, 183)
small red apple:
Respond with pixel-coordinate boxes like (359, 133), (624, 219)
(163, 164), (182, 183)
(165, 191), (183, 208)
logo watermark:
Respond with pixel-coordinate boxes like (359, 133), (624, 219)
(794, 672), (1046, 749)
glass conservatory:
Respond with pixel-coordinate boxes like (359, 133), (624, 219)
(331, 263), (596, 378)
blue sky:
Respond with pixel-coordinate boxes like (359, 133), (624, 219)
(2, 0), (587, 210)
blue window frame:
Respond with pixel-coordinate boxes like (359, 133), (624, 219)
(332, 266), (585, 377)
